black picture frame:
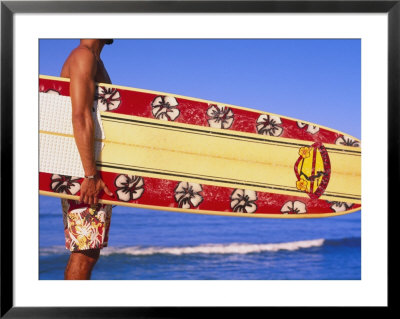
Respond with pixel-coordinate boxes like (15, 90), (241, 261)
(1, 1), (394, 317)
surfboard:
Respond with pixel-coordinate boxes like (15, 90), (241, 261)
(39, 75), (361, 218)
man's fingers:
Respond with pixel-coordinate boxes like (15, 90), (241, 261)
(84, 195), (90, 205)
(103, 184), (113, 197)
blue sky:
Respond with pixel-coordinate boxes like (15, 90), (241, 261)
(39, 39), (360, 138)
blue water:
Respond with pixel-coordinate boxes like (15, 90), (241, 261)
(39, 196), (361, 280)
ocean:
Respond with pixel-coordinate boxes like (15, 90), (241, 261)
(39, 195), (361, 280)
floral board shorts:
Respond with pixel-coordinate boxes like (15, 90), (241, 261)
(61, 199), (112, 252)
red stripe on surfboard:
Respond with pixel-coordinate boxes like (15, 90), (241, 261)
(39, 78), (70, 96)
(39, 77), (344, 145)
(39, 171), (360, 215)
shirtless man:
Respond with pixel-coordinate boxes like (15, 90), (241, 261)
(60, 39), (114, 280)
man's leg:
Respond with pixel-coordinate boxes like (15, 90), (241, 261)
(62, 199), (113, 280)
(64, 249), (100, 280)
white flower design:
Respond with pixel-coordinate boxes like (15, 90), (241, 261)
(152, 96), (180, 121)
(297, 122), (320, 135)
(256, 114), (283, 137)
(174, 182), (203, 209)
(45, 89), (60, 95)
(335, 135), (360, 147)
(280, 201), (307, 214)
(207, 104), (234, 129)
(115, 175), (144, 202)
(328, 201), (354, 212)
(230, 189), (258, 213)
(50, 174), (81, 195)
(96, 87), (121, 111)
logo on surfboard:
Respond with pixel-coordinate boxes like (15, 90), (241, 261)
(294, 142), (331, 199)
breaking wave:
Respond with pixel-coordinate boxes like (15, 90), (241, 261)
(40, 238), (360, 257)
(39, 237), (360, 257)
(99, 239), (325, 256)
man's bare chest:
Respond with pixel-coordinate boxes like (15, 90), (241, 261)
(95, 61), (111, 84)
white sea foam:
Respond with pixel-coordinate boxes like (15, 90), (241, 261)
(40, 239), (325, 256)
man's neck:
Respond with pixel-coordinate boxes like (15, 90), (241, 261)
(79, 39), (104, 61)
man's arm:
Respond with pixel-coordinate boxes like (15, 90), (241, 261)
(69, 49), (113, 204)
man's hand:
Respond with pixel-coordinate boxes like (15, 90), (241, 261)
(79, 176), (113, 205)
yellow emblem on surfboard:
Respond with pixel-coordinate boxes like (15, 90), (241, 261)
(295, 143), (331, 199)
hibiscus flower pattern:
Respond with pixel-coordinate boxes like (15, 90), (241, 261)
(256, 114), (283, 137)
(297, 122), (319, 135)
(335, 135), (360, 147)
(207, 104), (234, 129)
(327, 201), (354, 212)
(280, 200), (307, 214)
(96, 87), (121, 111)
(230, 189), (258, 213)
(174, 182), (203, 209)
(151, 96), (180, 121)
(50, 174), (81, 195)
(114, 175), (144, 202)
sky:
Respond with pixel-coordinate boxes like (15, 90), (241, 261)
(39, 39), (360, 139)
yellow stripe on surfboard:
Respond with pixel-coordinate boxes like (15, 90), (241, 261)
(99, 113), (360, 203)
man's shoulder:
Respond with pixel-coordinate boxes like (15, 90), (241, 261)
(69, 46), (96, 64)
(66, 46), (97, 75)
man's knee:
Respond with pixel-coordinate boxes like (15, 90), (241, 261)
(67, 249), (100, 271)
(72, 249), (101, 265)
(64, 249), (101, 280)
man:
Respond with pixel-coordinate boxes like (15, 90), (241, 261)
(60, 39), (114, 279)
